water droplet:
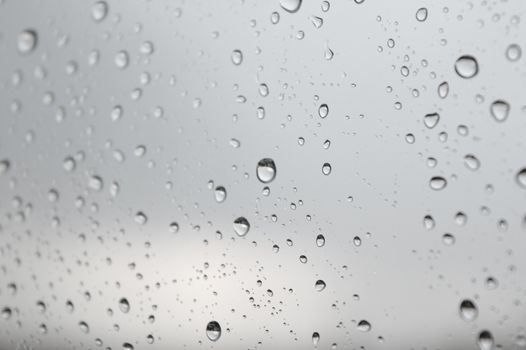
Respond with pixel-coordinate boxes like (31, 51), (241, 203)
(122, 343), (134, 350)
(214, 186), (227, 203)
(459, 299), (478, 321)
(115, 50), (130, 69)
(135, 212), (147, 225)
(280, 0), (302, 13)
(322, 163), (332, 175)
(206, 321), (221, 341)
(231, 50), (243, 65)
(415, 7), (428, 22)
(315, 280), (326, 291)
(455, 55), (478, 79)
(233, 217), (250, 237)
(357, 320), (371, 332)
(490, 100), (510, 122)
(79, 321), (90, 333)
(429, 176), (447, 191)
(516, 168), (526, 189)
(91, 1), (108, 22)
(464, 154), (480, 170)
(0, 159), (10, 175)
(477, 330), (494, 350)
(316, 234), (325, 247)
(119, 298), (130, 313)
(88, 175), (103, 191)
(506, 44), (522, 62)
(312, 332), (320, 345)
(438, 81), (449, 98)
(256, 158), (276, 183)
(442, 233), (455, 246)
(424, 113), (440, 129)
(17, 29), (37, 54)
(318, 104), (329, 118)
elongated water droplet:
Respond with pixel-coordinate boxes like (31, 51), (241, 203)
(438, 81), (449, 98)
(318, 104), (329, 118)
(91, 1), (108, 22)
(322, 163), (332, 175)
(464, 154), (480, 170)
(231, 50), (243, 65)
(516, 168), (526, 188)
(119, 298), (130, 313)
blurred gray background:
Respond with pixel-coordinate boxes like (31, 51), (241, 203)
(0, 0), (525, 349)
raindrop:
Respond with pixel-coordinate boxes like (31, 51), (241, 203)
(357, 320), (371, 332)
(206, 321), (221, 341)
(455, 55), (478, 79)
(415, 7), (428, 22)
(316, 234), (325, 247)
(506, 44), (521, 62)
(115, 50), (130, 69)
(423, 113), (440, 129)
(515, 168), (526, 189)
(88, 175), (103, 191)
(214, 186), (227, 203)
(119, 298), (130, 313)
(79, 321), (90, 333)
(91, 1), (108, 22)
(17, 30), (37, 54)
(438, 81), (449, 98)
(231, 50), (243, 65)
(477, 330), (494, 350)
(459, 299), (478, 321)
(318, 104), (329, 118)
(429, 176), (447, 191)
(315, 280), (326, 291)
(490, 100), (510, 122)
(280, 0), (302, 13)
(464, 154), (480, 170)
(256, 158), (276, 183)
(322, 163), (332, 175)
(312, 332), (320, 345)
(233, 217), (250, 237)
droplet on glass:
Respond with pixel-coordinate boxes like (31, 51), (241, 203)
(314, 280), (326, 291)
(233, 217), (250, 237)
(231, 50), (243, 65)
(516, 168), (526, 189)
(423, 113), (440, 129)
(318, 104), (329, 118)
(206, 321), (221, 341)
(357, 320), (371, 332)
(438, 81), (449, 98)
(322, 163), (332, 175)
(17, 29), (37, 54)
(506, 44), (522, 62)
(459, 299), (478, 322)
(214, 186), (227, 203)
(119, 298), (130, 313)
(280, 0), (302, 13)
(256, 158), (276, 183)
(429, 176), (447, 191)
(415, 7), (428, 22)
(455, 55), (479, 79)
(477, 330), (494, 350)
(490, 100), (510, 122)
(91, 1), (108, 22)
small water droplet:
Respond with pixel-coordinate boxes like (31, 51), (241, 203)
(438, 81), (449, 98)
(312, 332), (320, 345)
(516, 168), (526, 189)
(357, 320), (371, 332)
(214, 186), (227, 203)
(464, 154), (480, 170)
(91, 1), (108, 22)
(315, 280), (326, 291)
(459, 299), (478, 321)
(17, 29), (37, 54)
(119, 298), (130, 313)
(322, 163), (332, 175)
(415, 7), (428, 22)
(429, 176), (447, 191)
(477, 330), (494, 350)
(490, 100), (510, 122)
(506, 44), (521, 62)
(231, 50), (243, 65)
(318, 104), (329, 118)
(114, 50), (130, 69)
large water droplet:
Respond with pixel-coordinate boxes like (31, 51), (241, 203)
(490, 100), (510, 122)
(17, 30), (37, 54)
(459, 299), (478, 321)
(314, 280), (326, 291)
(256, 158), (276, 183)
(312, 332), (320, 345)
(233, 217), (250, 237)
(318, 104), (329, 118)
(357, 320), (371, 332)
(280, 0), (302, 13)
(206, 321), (221, 341)
(455, 55), (478, 79)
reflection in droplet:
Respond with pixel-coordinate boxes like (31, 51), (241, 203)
(455, 55), (478, 79)
(464, 154), (480, 171)
(233, 217), (250, 237)
(206, 321), (221, 341)
(256, 158), (277, 183)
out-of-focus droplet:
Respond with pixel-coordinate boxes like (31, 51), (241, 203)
(256, 158), (276, 183)
(506, 44), (522, 62)
(17, 30), (37, 54)
(91, 1), (108, 22)
(459, 299), (478, 321)
(455, 55), (478, 79)
(119, 298), (130, 313)
(280, 0), (302, 13)
(490, 100), (510, 122)
(516, 168), (526, 189)
(206, 321), (221, 341)
(312, 332), (320, 345)
(233, 217), (250, 237)
(114, 50), (130, 69)
(477, 330), (494, 350)
(231, 50), (243, 65)
(357, 320), (371, 332)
